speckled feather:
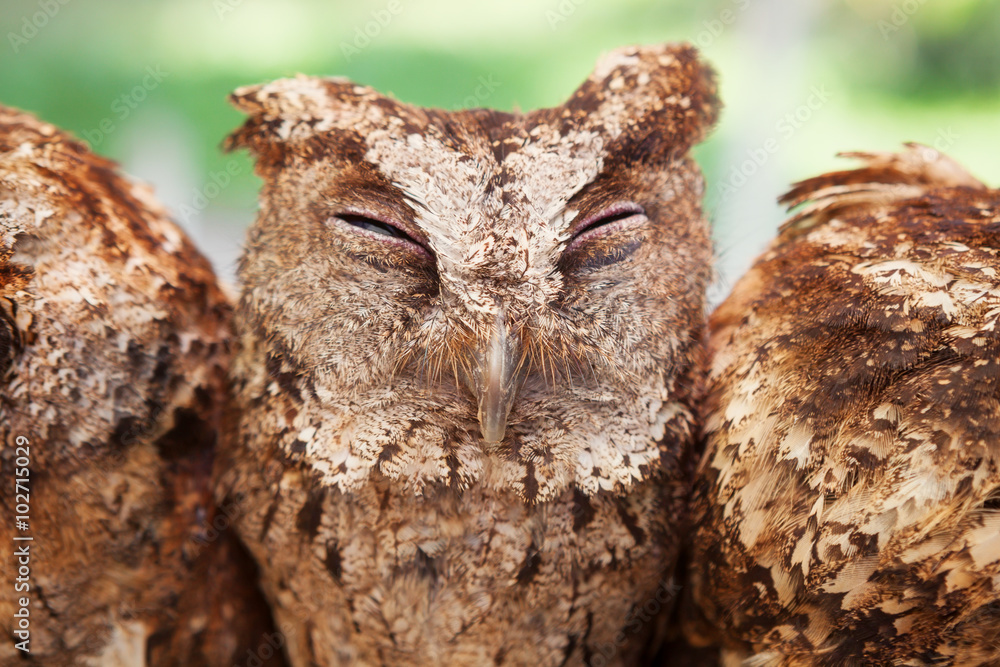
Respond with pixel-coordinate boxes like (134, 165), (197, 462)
(218, 43), (718, 666)
(0, 107), (278, 666)
(684, 144), (1000, 666)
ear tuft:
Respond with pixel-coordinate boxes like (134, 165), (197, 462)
(568, 42), (720, 158)
(223, 75), (372, 166)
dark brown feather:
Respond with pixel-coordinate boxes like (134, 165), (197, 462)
(685, 144), (1000, 666)
(0, 105), (281, 666)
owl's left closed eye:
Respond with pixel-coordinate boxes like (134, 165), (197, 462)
(561, 202), (647, 270)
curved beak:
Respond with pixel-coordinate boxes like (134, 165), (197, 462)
(473, 311), (520, 444)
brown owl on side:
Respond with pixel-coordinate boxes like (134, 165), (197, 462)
(217, 43), (718, 666)
(0, 106), (279, 666)
(684, 144), (1000, 665)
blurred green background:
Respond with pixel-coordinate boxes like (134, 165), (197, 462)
(2, 0), (999, 297)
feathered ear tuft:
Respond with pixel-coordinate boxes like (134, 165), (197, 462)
(223, 75), (376, 170)
(779, 143), (986, 235)
(563, 43), (720, 160)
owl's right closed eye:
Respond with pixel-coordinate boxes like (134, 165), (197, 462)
(217, 44), (718, 665)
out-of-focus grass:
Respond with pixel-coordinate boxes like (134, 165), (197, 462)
(2, 0), (999, 287)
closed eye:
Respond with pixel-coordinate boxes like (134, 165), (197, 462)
(330, 212), (433, 260)
(564, 203), (646, 257)
(340, 214), (405, 238)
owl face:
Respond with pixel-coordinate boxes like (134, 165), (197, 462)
(229, 44), (718, 500)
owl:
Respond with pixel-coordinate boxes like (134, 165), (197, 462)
(683, 144), (1000, 665)
(217, 42), (719, 666)
(0, 106), (280, 666)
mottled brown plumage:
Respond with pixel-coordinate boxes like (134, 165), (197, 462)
(0, 106), (278, 666)
(218, 43), (718, 666)
(685, 144), (1000, 666)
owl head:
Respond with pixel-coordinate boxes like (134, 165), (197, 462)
(227, 43), (719, 501)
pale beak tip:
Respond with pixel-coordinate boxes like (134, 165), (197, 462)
(479, 411), (508, 444)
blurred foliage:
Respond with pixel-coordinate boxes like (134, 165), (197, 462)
(1, 0), (998, 286)
(832, 0), (1000, 98)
